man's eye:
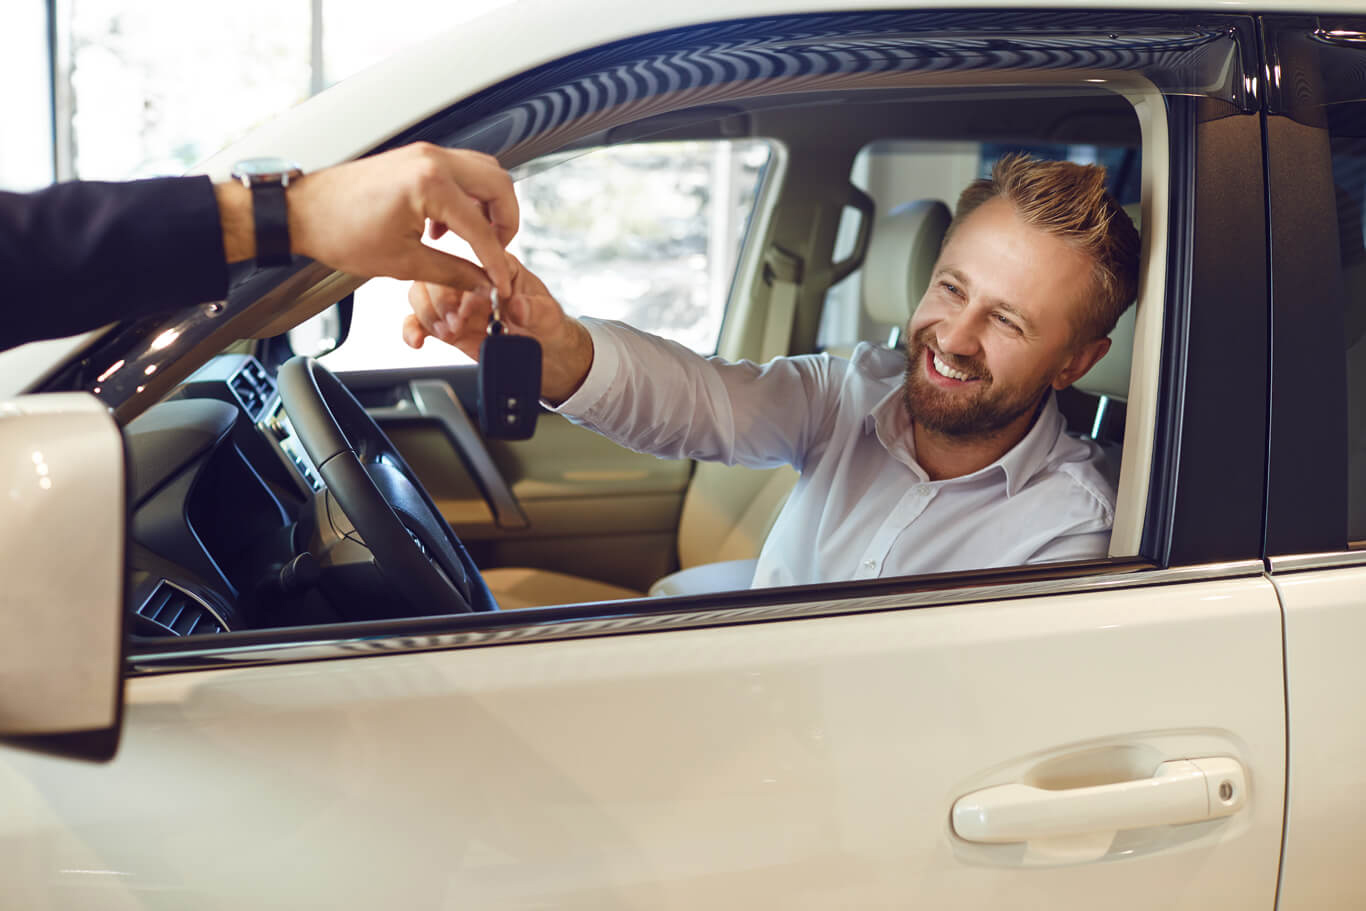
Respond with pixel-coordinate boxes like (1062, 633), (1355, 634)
(994, 313), (1022, 334)
(939, 281), (962, 298)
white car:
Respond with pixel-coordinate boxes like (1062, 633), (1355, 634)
(2, 1), (1361, 907)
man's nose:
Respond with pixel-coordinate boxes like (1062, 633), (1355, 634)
(935, 308), (983, 356)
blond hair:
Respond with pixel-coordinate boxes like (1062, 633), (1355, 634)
(948, 153), (1141, 341)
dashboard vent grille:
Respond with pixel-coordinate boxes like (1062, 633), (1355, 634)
(229, 360), (276, 420)
(136, 582), (225, 636)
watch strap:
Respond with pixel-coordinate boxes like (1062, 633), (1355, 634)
(250, 180), (292, 268)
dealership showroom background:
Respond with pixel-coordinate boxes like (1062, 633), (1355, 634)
(2, 0), (509, 190)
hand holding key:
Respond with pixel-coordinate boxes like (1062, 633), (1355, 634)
(403, 253), (595, 406)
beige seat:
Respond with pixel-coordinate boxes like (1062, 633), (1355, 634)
(1072, 201), (1142, 406)
(484, 197), (954, 609)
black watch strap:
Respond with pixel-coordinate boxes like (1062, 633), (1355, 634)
(232, 158), (303, 269)
(250, 180), (292, 267)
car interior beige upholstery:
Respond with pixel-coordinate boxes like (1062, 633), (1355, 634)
(1073, 202), (1142, 404)
(484, 197), (954, 608)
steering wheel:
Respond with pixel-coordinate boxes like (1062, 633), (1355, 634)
(277, 356), (497, 615)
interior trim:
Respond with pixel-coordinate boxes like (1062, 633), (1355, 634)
(127, 559), (1265, 676)
(370, 379), (529, 529)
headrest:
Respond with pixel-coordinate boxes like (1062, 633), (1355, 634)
(861, 199), (952, 327)
(1074, 201), (1141, 402)
(1074, 304), (1136, 401)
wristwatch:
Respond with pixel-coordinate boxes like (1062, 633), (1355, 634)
(230, 157), (304, 268)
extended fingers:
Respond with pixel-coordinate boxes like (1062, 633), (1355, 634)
(402, 313), (428, 349)
(442, 148), (519, 243)
(410, 145), (518, 297)
(407, 280), (459, 340)
(424, 189), (514, 297)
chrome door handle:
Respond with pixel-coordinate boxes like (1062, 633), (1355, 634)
(951, 757), (1246, 844)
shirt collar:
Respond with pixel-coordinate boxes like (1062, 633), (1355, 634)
(866, 386), (1066, 496)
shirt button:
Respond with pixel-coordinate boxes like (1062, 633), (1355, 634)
(863, 559), (876, 570)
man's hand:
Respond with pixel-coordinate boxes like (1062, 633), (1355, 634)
(217, 143), (518, 297)
(403, 254), (594, 405)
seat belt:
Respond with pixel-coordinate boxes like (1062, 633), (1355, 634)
(759, 244), (804, 363)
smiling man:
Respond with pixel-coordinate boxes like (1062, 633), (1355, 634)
(407, 154), (1140, 585)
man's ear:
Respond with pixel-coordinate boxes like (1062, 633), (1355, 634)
(1051, 336), (1111, 391)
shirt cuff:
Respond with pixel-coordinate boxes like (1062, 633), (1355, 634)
(546, 318), (623, 418)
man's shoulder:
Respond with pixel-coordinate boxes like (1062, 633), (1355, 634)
(1032, 435), (1119, 526)
(840, 341), (907, 386)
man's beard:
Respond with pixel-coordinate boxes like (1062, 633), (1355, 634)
(901, 330), (1049, 439)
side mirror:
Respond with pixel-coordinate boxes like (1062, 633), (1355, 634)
(0, 393), (126, 761)
(286, 293), (354, 359)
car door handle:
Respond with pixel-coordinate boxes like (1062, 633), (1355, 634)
(951, 757), (1246, 844)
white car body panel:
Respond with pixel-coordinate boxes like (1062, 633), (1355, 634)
(1273, 565), (1366, 910)
(0, 577), (1283, 908)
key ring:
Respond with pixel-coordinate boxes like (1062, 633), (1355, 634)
(487, 288), (505, 336)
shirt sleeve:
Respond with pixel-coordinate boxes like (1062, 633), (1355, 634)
(552, 318), (841, 471)
(0, 176), (228, 352)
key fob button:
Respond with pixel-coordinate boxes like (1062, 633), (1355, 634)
(478, 332), (542, 439)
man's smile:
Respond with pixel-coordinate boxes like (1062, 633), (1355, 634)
(925, 348), (984, 385)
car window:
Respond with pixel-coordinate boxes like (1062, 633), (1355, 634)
(91, 11), (1269, 654)
(319, 139), (772, 372)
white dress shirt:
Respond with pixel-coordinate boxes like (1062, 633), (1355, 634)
(554, 319), (1116, 587)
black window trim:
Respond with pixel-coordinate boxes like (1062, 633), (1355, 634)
(1260, 15), (1358, 561)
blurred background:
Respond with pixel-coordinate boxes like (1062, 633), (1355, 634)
(1, 0), (766, 368)
(1, 0), (518, 187)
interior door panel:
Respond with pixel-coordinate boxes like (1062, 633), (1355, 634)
(339, 366), (691, 591)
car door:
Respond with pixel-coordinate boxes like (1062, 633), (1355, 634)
(1257, 16), (1366, 910)
(0, 7), (1288, 909)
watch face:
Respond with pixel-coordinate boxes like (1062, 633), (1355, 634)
(232, 157), (303, 181)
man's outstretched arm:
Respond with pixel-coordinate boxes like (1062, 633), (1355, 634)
(1, 143), (518, 352)
(404, 262), (841, 470)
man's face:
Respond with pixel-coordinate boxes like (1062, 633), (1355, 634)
(903, 197), (1109, 439)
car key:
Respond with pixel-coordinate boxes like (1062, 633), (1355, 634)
(477, 289), (542, 440)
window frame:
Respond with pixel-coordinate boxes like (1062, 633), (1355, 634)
(122, 10), (1273, 669)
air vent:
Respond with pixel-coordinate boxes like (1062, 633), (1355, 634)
(229, 359), (277, 420)
(136, 581), (226, 636)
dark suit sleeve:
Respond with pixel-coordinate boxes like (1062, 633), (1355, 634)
(0, 175), (230, 351)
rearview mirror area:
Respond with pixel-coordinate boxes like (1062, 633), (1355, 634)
(0, 393), (126, 761)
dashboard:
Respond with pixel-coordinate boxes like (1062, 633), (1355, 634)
(124, 354), (347, 638)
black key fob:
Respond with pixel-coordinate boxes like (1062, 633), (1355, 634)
(477, 294), (542, 440)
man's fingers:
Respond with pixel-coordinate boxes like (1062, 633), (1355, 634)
(402, 314), (428, 349)
(438, 147), (520, 244)
(407, 280), (447, 340)
(425, 188), (514, 297)
(401, 247), (495, 296)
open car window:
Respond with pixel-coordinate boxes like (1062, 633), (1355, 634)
(48, 10), (1268, 656)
